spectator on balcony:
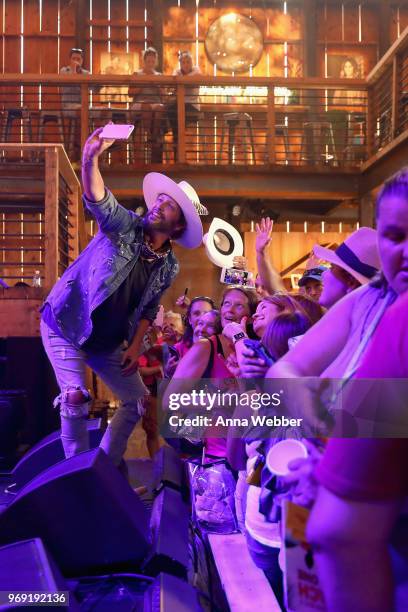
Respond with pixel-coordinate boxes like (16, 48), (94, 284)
(128, 47), (165, 163)
(167, 51), (201, 156)
(60, 48), (90, 111)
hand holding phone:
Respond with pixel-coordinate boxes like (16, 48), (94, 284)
(99, 123), (135, 140)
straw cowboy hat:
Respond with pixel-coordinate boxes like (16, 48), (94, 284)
(143, 173), (208, 249)
(313, 227), (381, 285)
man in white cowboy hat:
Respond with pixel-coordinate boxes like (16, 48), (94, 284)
(313, 227), (381, 309)
(39, 126), (206, 469)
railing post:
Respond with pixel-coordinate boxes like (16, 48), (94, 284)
(366, 85), (374, 159)
(177, 83), (186, 164)
(81, 83), (89, 151)
(391, 54), (400, 139)
(44, 147), (59, 290)
(267, 85), (276, 164)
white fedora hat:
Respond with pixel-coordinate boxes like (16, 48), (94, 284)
(313, 227), (381, 285)
(143, 173), (208, 249)
(202, 218), (243, 268)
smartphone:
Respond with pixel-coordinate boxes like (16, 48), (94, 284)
(243, 338), (275, 367)
(99, 124), (134, 140)
(220, 267), (252, 287)
(168, 345), (180, 360)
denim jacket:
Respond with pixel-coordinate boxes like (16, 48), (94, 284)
(41, 189), (179, 348)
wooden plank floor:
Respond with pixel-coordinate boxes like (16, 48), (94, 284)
(208, 533), (282, 612)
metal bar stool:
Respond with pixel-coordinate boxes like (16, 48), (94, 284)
(1, 108), (33, 142)
(218, 112), (256, 164)
(300, 121), (338, 166)
(1, 108), (34, 161)
(275, 124), (290, 162)
(38, 110), (65, 145)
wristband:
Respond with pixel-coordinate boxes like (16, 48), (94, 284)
(232, 331), (247, 344)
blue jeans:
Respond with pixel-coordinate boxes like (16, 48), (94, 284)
(41, 320), (147, 466)
(246, 532), (284, 608)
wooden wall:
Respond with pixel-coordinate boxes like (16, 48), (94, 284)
(159, 228), (353, 310)
(1, 1), (408, 78)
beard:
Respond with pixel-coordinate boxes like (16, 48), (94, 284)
(144, 210), (174, 235)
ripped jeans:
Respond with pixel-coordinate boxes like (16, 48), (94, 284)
(41, 320), (148, 466)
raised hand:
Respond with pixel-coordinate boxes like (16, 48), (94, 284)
(233, 256), (248, 270)
(175, 294), (191, 309)
(255, 217), (273, 254)
(82, 125), (115, 165)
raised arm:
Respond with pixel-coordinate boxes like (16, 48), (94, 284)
(255, 218), (285, 294)
(81, 126), (115, 202)
(266, 287), (358, 378)
(161, 339), (211, 409)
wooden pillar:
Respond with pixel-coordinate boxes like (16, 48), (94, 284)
(80, 84), (90, 149)
(379, 0), (391, 58)
(44, 147), (60, 290)
(177, 84), (186, 163)
(267, 85), (276, 164)
(75, 0), (88, 58)
(303, 0), (317, 77)
(359, 193), (376, 228)
(151, 0), (164, 71)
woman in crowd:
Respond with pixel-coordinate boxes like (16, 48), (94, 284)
(227, 309), (313, 608)
(271, 166), (408, 565)
(128, 47), (165, 163)
(266, 168), (408, 427)
(164, 286), (258, 458)
(164, 296), (215, 377)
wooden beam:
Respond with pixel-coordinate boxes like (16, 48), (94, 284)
(80, 84), (90, 150)
(44, 148), (59, 290)
(177, 84), (186, 164)
(151, 0), (164, 71)
(267, 85), (276, 164)
(303, 0), (317, 77)
(379, 0), (392, 58)
(75, 0), (88, 57)
(391, 54), (400, 140)
(359, 193), (376, 228)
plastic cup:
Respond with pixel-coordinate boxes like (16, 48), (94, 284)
(266, 439), (308, 476)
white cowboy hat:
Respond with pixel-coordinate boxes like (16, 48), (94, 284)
(313, 227), (381, 285)
(143, 173), (207, 249)
(202, 217), (243, 268)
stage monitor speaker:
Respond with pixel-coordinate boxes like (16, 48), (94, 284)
(151, 445), (185, 494)
(0, 448), (150, 576)
(0, 538), (79, 610)
(9, 418), (104, 490)
(143, 487), (189, 579)
(143, 573), (201, 612)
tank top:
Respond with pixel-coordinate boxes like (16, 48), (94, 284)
(204, 335), (234, 458)
(321, 284), (392, 379)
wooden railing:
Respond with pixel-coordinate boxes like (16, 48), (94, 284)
(366, 24), (408, 159)
(0, 144), (82, 291)
(0, 73), (368, 169)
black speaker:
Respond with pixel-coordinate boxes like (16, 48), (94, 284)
(151, 445), (185, 494)
(143, 573), (201, 612)
(8, 418), (104, 491)
(0, 448), (150, 576)
(0, 538), (79, 610)
(143, 487), (189, 579)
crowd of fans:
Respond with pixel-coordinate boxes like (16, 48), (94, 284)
(136, 167), (408, 611)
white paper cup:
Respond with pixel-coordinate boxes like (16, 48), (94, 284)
(266, 439), (308, 476)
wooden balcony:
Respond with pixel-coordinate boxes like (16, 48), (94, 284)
(1, 25), (408, 257)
